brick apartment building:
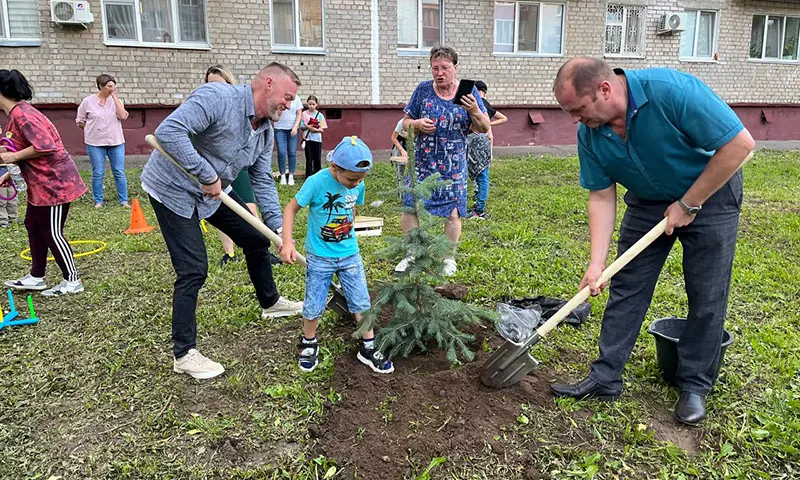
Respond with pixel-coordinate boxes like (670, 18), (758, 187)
(2, 0), (799, 155)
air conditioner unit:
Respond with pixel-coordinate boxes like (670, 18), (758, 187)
(51, 0), (94, 25)
(657, 12), (685, 35)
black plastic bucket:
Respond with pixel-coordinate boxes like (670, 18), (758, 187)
(647, 317), (734, 386)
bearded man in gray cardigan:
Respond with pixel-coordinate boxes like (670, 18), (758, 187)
(142, 62), (303, 380)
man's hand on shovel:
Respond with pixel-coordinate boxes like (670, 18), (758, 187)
(580, 263), (608, 297)
(200, 178), (222, 200)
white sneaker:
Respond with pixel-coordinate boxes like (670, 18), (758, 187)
(173, 349), (225, 379)
(5, 274), (47, 291)
(394, 256), (415, 273)
(443, 258), (457, 277)
(288, 174), (295, 186)
(280, 174), (287, 185)
(41, 279), (84, 296)
(262, 296), (303, 319)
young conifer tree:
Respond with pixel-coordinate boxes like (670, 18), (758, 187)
(355, 128), (498, 363)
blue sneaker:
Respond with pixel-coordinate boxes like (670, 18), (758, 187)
(298, 337), (319, 373)
(357, 345), (394, 374)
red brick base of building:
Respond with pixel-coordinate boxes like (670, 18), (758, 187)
(3, 103), (798, 156)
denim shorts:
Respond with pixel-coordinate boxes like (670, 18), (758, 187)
(304, 252), (371, 320)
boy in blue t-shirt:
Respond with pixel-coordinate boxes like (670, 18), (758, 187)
(280, 136), (394, 374)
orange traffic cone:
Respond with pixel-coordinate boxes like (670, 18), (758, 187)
(124, 198), (155, 234)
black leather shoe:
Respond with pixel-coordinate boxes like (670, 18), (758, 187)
(674, 392), (706, 426)
(550, 377), (621, 402)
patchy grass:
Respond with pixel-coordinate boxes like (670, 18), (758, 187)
(0, 150), (798, 479)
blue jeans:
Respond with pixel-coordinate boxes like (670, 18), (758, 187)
(86, 144), (128, 204)
(303, 252), (371, 320)
(474, 167), (489, 212)
(274, 129), (298, 174)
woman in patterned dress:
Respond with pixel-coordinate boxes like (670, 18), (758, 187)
(394, 46), (490, 276)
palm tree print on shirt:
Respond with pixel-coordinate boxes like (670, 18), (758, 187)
(322, 192), (346, 223)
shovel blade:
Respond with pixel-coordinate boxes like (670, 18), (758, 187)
(480, 338), (540, 389)
(326, 287), (350, 318)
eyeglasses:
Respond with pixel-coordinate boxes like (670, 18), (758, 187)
(431, 65), (453, 74)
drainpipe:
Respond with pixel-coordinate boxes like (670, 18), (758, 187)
(370, 0), (380, 104)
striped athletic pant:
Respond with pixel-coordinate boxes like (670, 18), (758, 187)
(25, 203), (79, 282)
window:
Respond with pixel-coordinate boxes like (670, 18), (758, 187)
(102, 0), (208, 47)
(680, 10), (716, 59)
(271, 0), (324, 52)
(605, 4), (645, 57)
(397, 0), (441, 50)
(493, 2), (565, 55)
(0, 0), (41, 44)
(750, 14), (800, 61)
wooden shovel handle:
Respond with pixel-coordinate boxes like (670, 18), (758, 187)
(144, 134), (308, 267)
(535, 218), (668, 338)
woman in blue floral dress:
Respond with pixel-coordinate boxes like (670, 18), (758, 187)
(395, 46), (490, 276)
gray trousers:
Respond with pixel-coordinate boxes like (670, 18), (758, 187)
(0, 187), (18, 225)
(589, 171), (743, 396)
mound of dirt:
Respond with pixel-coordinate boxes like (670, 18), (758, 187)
(316, 328), (555, 479)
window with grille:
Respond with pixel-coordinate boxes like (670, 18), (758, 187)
(0, 0), (40, 43)
(398, 0), (441, 50)
(750, 14), (800, 62)
(102, 0), (208, 47)
(493, 1), (565, 55)
(605, 4), (645, 57)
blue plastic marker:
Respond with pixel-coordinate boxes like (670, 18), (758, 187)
(3, 290), (18, 323)
(9, 318), (39, 326)
(7, 290), (15, 313)
(1, 290), (38, 329)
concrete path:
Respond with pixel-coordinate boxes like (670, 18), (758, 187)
(71, 140), (798, 171)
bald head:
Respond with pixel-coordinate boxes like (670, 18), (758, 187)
(554, 57), (616, 100)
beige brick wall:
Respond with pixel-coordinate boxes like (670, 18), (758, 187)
(4, 0), (374, 105)
(381, 0), (800, 105)
(3, 0), (799, 106)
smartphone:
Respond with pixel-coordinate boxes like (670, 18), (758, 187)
(453, 79), (476, 107)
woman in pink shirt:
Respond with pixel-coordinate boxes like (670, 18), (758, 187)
(76, 74), (129, 208)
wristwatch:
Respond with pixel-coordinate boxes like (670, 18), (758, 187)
(678, 199), (702, 215)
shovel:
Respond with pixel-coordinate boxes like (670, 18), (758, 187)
(480, 217), (669, 388)
(480, 151), (755, 389)
(145, 134), (350, 318)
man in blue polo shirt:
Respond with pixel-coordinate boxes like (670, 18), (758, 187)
(551, 57), (754, 425)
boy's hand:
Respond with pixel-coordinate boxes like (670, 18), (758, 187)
(0, 172), (10, 187)
(279, 239), (297, 264)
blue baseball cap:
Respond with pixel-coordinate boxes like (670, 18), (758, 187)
(327, 135), (373, 173)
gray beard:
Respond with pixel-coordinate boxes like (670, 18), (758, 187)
(268, 109), (282, 122)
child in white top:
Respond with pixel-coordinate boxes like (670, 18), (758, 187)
(300, 95), (327, 179)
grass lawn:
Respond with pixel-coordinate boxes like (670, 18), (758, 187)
(0, 151), (798, 479)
